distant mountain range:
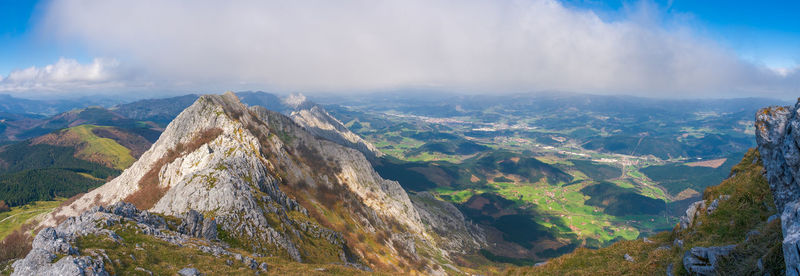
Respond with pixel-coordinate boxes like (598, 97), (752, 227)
(0, 94), (130, 116)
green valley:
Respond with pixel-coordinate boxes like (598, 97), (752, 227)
(318, 93), (773, 262)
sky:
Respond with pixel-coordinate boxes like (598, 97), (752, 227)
(0, 0), (798, 99)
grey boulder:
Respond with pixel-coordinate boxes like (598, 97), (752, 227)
(682, 245), (736, 276)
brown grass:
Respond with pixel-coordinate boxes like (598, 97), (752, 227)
(124, 128), (222, 210)
(0, 222), (34, 263)
(296, 142), (341, 179)
(285, 178), (427, 273)
(52, 192), (86, 213)
(92, 193), (104, 207)
(47, 192), (87, 226)
(0, 200), (9, 213)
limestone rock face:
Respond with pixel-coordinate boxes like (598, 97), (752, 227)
(14, 202), (267, 276)
(756, 104), (799, 212)
(35, 92), (479, 272)
(177, 210), (217, 240)
(755, 100), (800, 275)
(13, 206), (117, 276)
(288, 103), (383, 161)
(237, 91), (384, 160)
(679, 200), (706, 230)
(410, 192), (485, 254)
(682, 245), (736, 276)
(782, 201), (800, 274)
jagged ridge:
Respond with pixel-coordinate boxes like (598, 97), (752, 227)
(36, 92), (483, 274)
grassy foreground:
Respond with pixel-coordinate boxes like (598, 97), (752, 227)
(74, 220), (374, 275)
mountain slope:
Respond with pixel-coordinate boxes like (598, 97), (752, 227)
(30, 125), (148, 170)
(237, 91), (384, 160)
(0, 106), (161, 142)
(0, 124), (152, 207)
(285, 100), (384, 161)
(36, 92), (483, 273)
(0, 112), (45, 142)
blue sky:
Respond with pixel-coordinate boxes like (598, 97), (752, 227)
(561, 0), (800, 69)
(1, 0), (52, 75)
(0, 0), (90, 75)
(0, 0), (798, 98)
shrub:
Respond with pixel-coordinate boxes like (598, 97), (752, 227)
(0, 223), (33, 262)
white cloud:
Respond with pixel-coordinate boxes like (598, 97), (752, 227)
(0, 58), (126, 93)
(283, 93), (307, 108)
(32, 0), (800, 98)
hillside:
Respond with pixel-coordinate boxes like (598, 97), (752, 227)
(14, 93), (487, 274)
(112, 94), (200, 127)
(0, 112), (44, 142)
(0, 106), (161, 142)
(0, 125), (151, 207)
(510, 148), (783, 275)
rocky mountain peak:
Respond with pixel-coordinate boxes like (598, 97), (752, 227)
(32, 92), (483, 273)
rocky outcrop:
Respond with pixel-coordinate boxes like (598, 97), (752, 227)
(682, 245), (736, 275)
(679, 200), (706, 230)
(756, 104), (798, 212)
(705, 195), (730, 215)
(679, 195), (730, 230)
(177, 210), (217, 240)
(288, 102), (383, 161)
(13, 202), (268, 276)
(623, 254), (635, 262)
(756, 100), (800, 275)
(409, 192), (486, 254)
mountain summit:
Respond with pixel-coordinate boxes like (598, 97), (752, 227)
(23, 92), (482, 274)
